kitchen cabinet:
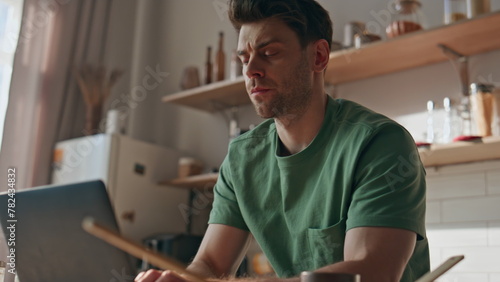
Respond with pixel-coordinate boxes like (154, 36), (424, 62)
(162, 11), (500, 112)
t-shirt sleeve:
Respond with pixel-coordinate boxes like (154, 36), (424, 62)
(346, 123), (427, 240)
(208, 156), (249, 231)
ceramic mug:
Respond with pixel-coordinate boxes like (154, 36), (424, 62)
(300, 271), (361, 282)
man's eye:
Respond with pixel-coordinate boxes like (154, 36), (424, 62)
(239, 57), (248, 65)
(264, 51), (277, 57)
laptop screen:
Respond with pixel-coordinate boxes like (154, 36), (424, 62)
(0, 180), (136, 282)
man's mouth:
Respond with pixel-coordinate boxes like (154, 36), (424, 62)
(250, 87), (271, 95)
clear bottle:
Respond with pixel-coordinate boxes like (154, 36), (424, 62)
(442, 97), (460, 143)
(459, 96), (474, 136)
(444, 0), (467, 24)
(386, 0), (426, 38)
(426, 100), (436, 143)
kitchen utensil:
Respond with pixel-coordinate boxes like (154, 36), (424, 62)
(300, 271), (360, 282)
(82, 217), (207, 282)
(415, 255), (464, 282)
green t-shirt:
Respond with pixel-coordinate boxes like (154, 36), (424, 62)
(209, 96), (430, 281)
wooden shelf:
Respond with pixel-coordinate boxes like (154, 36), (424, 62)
(325, 11), (500, 85)
(419, 136), (500, 167)
(159, 138), (500, 188)
(162, 76), (247, 112)
(159, 173), (218, 190)
(162, 12), (500, 112)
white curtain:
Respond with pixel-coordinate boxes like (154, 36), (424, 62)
(0, 0), (114, 279)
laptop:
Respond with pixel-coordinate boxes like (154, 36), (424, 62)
(0, 180), (136, 282)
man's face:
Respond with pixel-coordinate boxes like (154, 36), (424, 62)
(237, 18), (313, 119)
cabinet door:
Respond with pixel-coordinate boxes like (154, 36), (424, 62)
(111, 135), (190, 242)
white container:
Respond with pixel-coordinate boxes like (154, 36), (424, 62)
(105, 109), (119, 134)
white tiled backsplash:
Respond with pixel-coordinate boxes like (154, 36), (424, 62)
(425, 160), (500, 282)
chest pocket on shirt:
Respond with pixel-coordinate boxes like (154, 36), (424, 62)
(306, 218), (346, 269)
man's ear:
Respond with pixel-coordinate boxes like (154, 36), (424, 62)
(311, 39), (330, 73)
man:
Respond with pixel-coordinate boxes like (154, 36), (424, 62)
(136, 0), (429, 281)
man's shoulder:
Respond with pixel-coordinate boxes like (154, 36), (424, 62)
(331, 98), (412, 141)
(334, 98), (397, 130)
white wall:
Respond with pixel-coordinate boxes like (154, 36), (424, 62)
(425, 160), (500, 281)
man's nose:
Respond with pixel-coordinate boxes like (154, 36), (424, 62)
(245, 57), (264, 78)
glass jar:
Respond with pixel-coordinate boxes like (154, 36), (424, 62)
(470, 83), (495, 136)
(386, 0), (426, 38)
(466, 0), (491, 19)
(445, 0), (467, 24)
(458, 96), (474, 137)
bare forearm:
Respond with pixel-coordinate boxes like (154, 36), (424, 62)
(316, 260), (399, 282)
(186, 259), (220, 279)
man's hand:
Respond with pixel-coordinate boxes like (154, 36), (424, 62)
(135, 269), (187, 282)
(134, 224), (251, 282)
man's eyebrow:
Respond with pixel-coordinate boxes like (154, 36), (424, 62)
(237, 39), (284, 56)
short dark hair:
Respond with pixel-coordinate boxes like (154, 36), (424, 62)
(228, 0), (333, 51)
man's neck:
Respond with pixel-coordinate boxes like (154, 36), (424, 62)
(275, 92), (328, 156)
